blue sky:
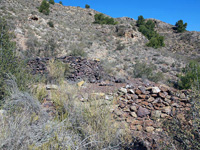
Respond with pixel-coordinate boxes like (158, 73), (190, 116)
(55, 0), (200, 31)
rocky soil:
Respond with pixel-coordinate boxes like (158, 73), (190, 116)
(1, 0), (200, 149)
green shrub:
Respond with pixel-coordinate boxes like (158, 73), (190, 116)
(49, 0), (55, 5)
(85, 4), (90, 9)
(38, 0), (50, 15)
(58, 1), (62, 5)
(145, 20), (155, 30)
(47, 21), (54, 28)
(136, 15), (145, 27)
(137, 16), (165, 49)
(0, 18), (31, 106)
(93, 13), (118, 25)
(146, 35), (165, 49)
(178, 61), (200, 89)
(175, 20), (187, 33)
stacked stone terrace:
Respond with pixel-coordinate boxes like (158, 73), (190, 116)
(113, 79), (191, 133)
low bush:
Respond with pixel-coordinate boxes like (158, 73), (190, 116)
(133, 61), (164, 82)
(146, 35), (165, 49)
(178, 61), (200, 89)
(93, 13), (118, 25)
(47, 21), (54, 28)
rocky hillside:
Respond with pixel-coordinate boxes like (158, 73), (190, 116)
(1, 0), (200, 83)
(0, 0), (200, 149)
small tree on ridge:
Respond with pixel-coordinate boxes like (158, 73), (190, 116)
(175, 20), (187, 33)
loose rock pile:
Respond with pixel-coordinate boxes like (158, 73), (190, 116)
(59, 56), (114, 83)
(28, 56), (115, 83)
(27, 57), (49, 75)
(113, 79), (192, 133)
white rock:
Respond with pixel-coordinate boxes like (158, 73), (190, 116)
(0, 110), (6, 117)
(152, 87), (161, 93)
(15, 28), (23, 34)
(126, 84), (133, 89)
(130, 112), (137, 118)
(46, 84), (58, 90)
(129, 89), (135, 94)
(119, 88), (127, 94)
(105, 95), (113, 100)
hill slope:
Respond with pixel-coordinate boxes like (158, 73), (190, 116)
(0, 1), (200, 149)
(1, 0), (200, 83)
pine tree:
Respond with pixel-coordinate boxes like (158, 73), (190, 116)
(85, 4), (90, 9)
(59, 1), (63, 5)
(49, 0), (55, 5)
(136, 15), (145, 27)
(175, 20), (187, 33)
(39, 0), (50, 15)
(145, 20), (155, 31)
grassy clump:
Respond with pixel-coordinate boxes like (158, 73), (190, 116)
(0, 78), (132, 149)
(32, 84), (47, 103)
(93, 13), (118, 25)
(47, 59), (71, 83)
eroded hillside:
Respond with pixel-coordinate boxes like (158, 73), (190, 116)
(0, 0), (200, 149)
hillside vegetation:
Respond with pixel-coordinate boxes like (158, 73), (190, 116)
(0, 0), (200, 149)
